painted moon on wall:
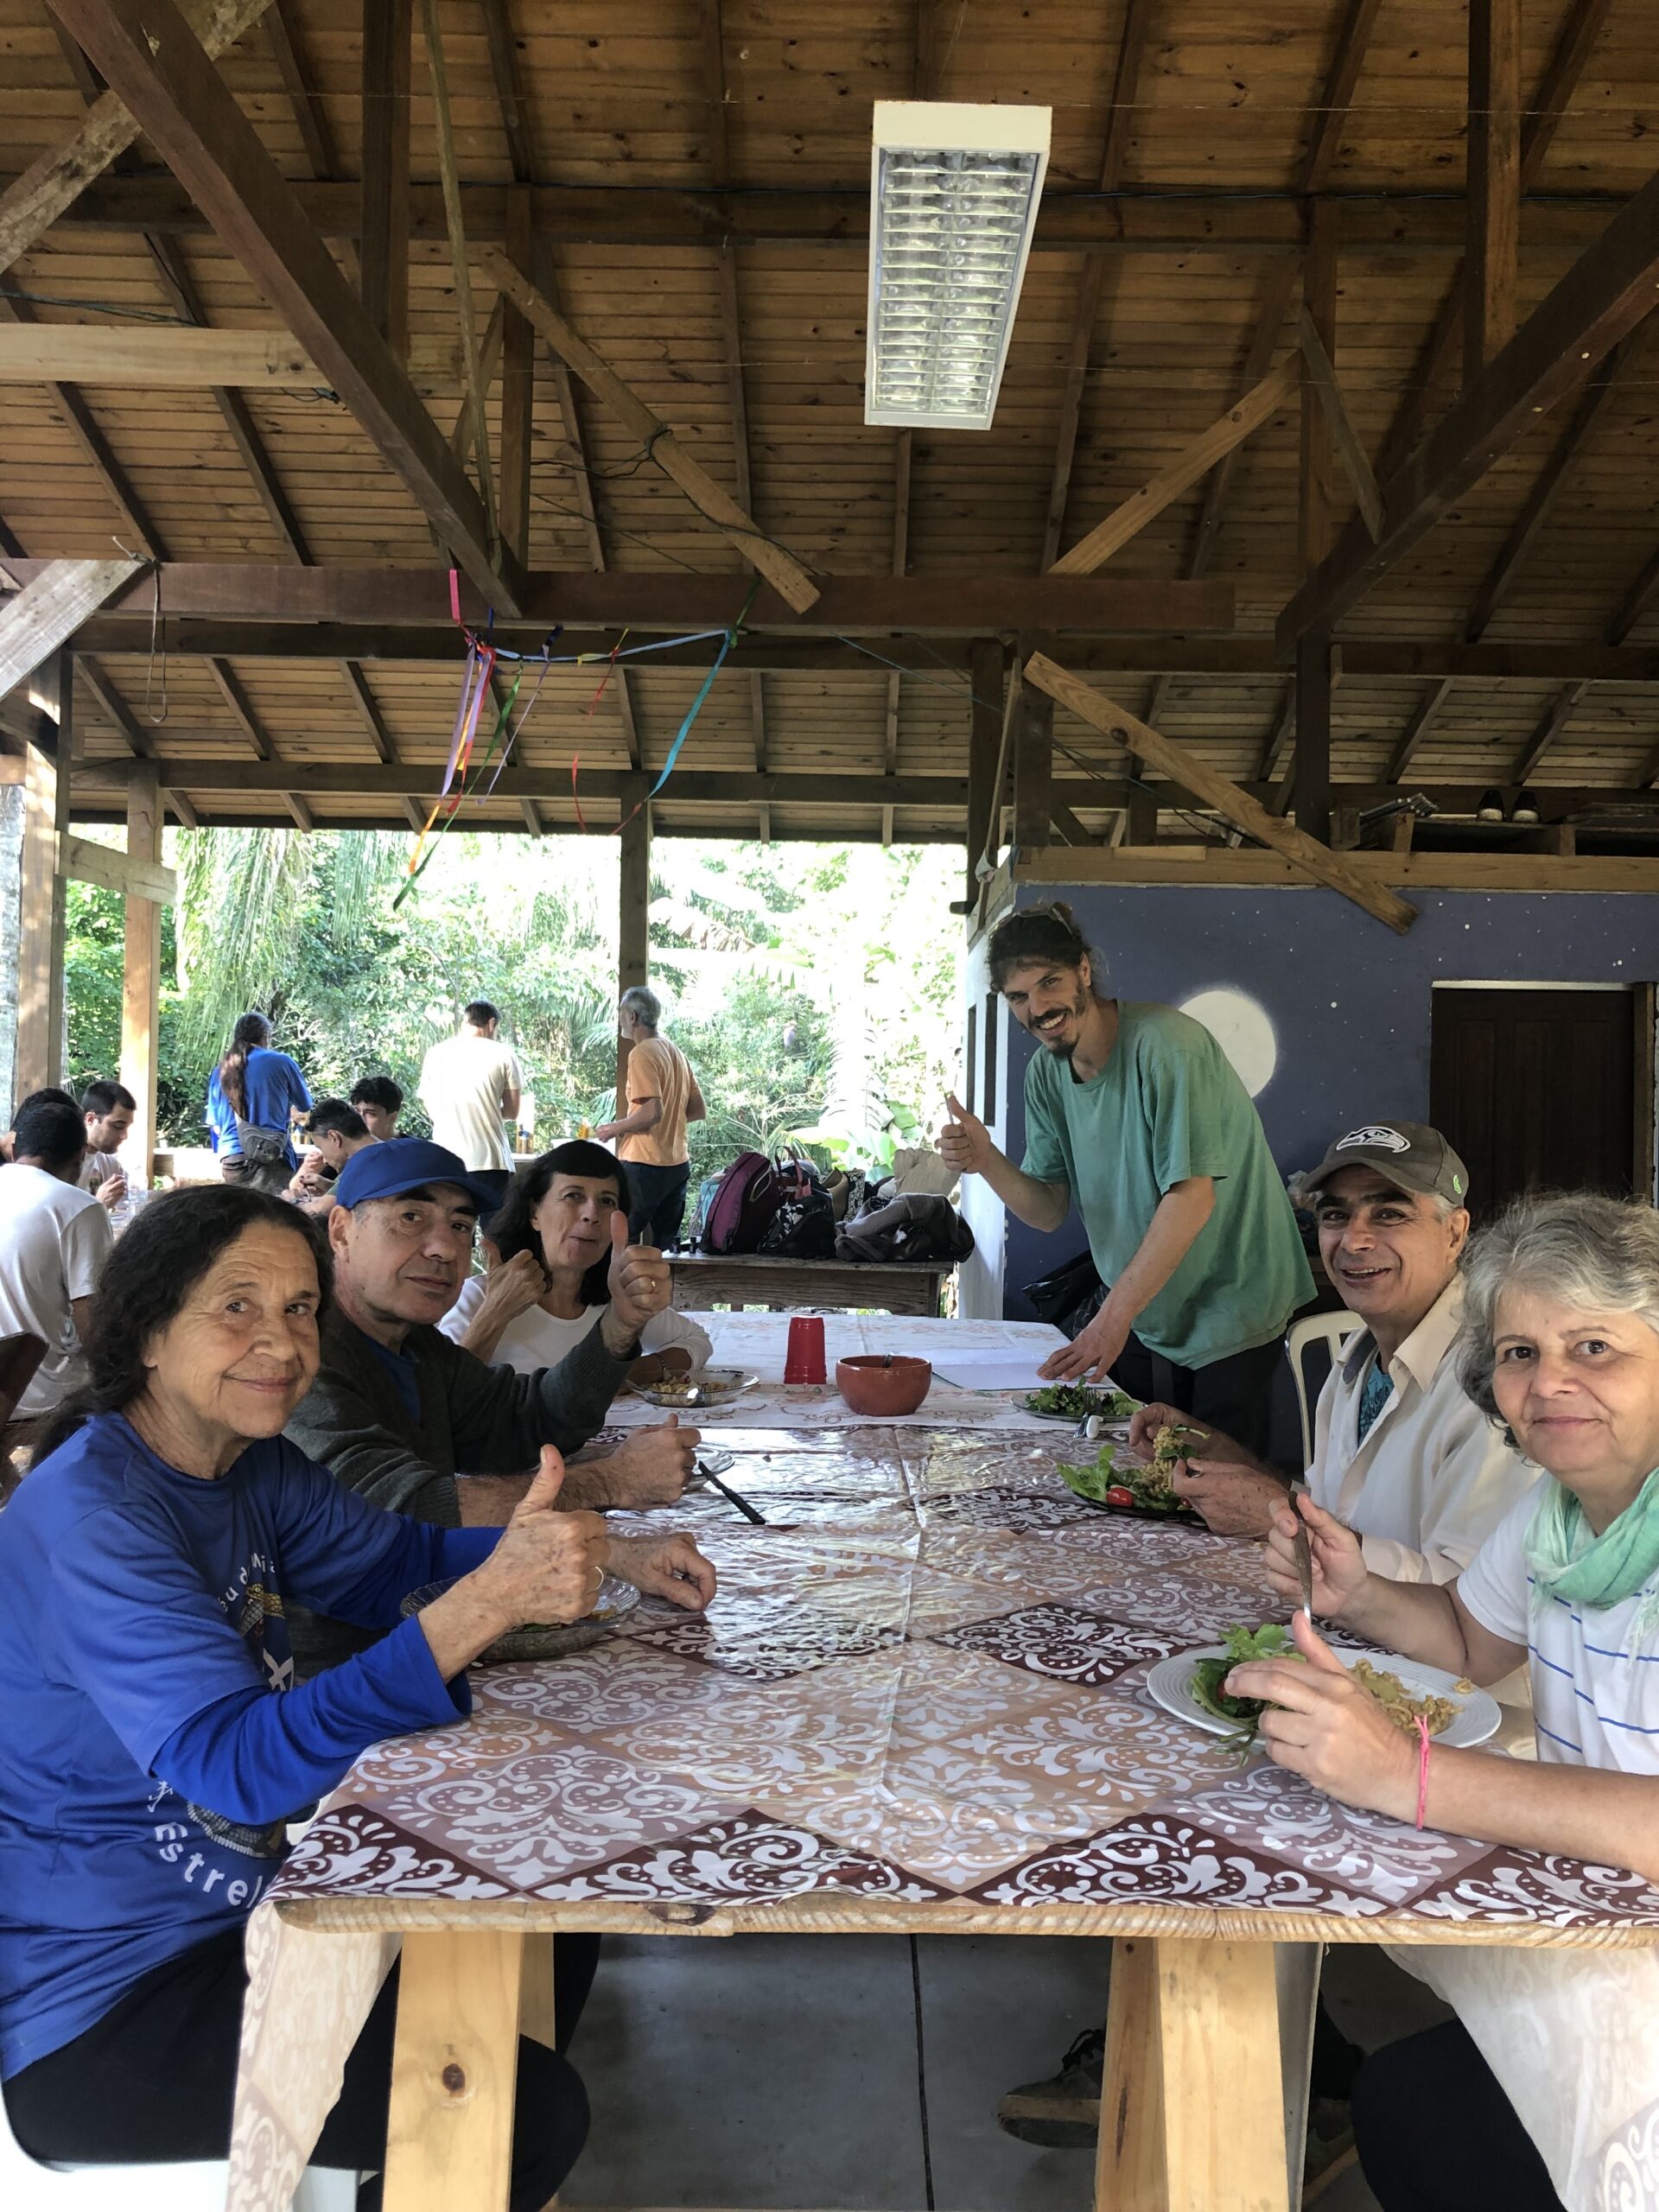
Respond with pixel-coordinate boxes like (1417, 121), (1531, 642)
(1178, 988), (1278, 1098)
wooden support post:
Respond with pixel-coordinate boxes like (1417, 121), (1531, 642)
(120, 761), (162, 1178)
(15, 654), (71, 1098)
(383, 1929), (524, 2212)
(1122, 784), (1159, 844)
(1467, 0), (1522, 385)
(1300, 201), (1341, 577)
(499, 185), (535, 569)
(962, 638), (1003, 907)
(617, 777), (650, 1101)
(359, 0), (410, 361)
(1294, 630), (1333, 842)
(1011, 640), (1054, 854)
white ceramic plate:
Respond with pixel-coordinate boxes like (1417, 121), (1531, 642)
(629, 1365), (758, 1413)
(1147, 1643), (1503, 1749)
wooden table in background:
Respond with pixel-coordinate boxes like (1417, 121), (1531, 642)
(667, 1250), (952, 1314)
(230, 1424), (1659, 2212)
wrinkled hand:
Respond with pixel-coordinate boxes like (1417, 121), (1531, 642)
(1226, 1612), (1417, 1820)
(597, 1415), (700, 1506)
(96, 1169), (129, 1211)
(1126, 1399), (1187, 1453)
(1170, 1457), (1285, 1537)
(604, 1211), (671, 1342)
(471, 1447), (610, 1628)
(1039, 1305), (1129, 1383)
(937, 1092), (992, 1178)
(1263, 1491), (1369, 1617)
(628, 1347), (694, 1384)
(605, 1532), (717, 1613)
(477, 1247), (548, 1326)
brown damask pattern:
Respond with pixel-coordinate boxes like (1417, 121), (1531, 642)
(232, 1421), (1659, 2212)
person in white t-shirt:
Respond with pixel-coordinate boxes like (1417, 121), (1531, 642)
(416, 1001), (522, 1183)
(77, 1078), (137, 1211)
(0, 1096), (114, 1417)
(1230, 1191), (1659, 2212)
(442, 1140), (710, 1380)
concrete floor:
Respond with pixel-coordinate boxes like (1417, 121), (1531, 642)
(564, 1931), (1449, 2212)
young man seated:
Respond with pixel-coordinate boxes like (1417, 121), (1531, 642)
(283, 1137), (705, 1673)
(78, 1080), (137, 1211)
(349, 1073), (403, 1142)
(287, 1098), (377, 1213)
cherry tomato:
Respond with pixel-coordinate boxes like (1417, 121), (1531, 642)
(1104, 1485), (1136, 1509)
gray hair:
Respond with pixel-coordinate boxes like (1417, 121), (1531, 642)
(620, 984), (661, 1028)
(1456, 1191), (1659, 1426)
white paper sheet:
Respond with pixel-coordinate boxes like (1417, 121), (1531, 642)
(930, 1356), (1059, 1392)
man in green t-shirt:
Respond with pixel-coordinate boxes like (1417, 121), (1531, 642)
(941, 900), (1313, 1459)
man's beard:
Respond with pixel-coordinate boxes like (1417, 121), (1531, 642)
(1033, 988), (1091, 1055)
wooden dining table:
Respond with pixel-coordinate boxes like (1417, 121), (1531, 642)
(229, 1421), (1659, 2212)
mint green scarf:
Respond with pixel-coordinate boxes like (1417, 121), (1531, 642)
(1525, 1471), (1659, 1633)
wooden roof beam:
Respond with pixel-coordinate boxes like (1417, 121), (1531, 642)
(1276, 157), (1659, 652)
(0, 0), (273, 270)
(0, 561), (137, 699)
(1297, 306), (1383, 539)
(265, 0), (336, 182)
(482, 249), (819, 613)
(77, 652), (153, 757)
(47, 0), (522, 616)
(480, 0), (533, 185)
(1022, 653), (1414, 931)
(1039, 0), (1154, 570)
(1466, 0), (1522, 383)
(359, 0), (410, 360)
(419, 0), (497, 554)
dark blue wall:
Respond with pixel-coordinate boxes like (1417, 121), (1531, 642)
(993, 880), (1657, 1319)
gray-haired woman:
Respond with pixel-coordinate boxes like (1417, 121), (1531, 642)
(1229, 1191), (1659, 2212)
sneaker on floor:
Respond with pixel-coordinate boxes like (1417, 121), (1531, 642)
(996, 2025), (1105, 2148)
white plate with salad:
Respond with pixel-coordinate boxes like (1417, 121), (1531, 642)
(1147, 1622), (1503, 1749)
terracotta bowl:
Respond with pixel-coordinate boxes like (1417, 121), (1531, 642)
(836, 1354), (932, 1417)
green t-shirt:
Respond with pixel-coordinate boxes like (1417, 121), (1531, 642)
(1020, 1001), (1314, 1369)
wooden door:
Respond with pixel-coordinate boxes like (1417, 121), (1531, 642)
(1430, 988), (1644, 1218)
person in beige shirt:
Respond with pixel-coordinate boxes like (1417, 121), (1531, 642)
(593, 987), (705, 1247)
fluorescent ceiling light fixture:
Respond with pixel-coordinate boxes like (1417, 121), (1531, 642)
(866, 100), (1052, 433)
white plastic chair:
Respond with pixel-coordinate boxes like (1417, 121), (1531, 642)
(1287, 1310), (1363, 1465)
(1, 2085), (359, 2212)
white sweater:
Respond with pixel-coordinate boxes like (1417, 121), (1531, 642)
(439, 1277), (712, 1376)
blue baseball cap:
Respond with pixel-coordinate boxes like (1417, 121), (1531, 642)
(333, 1137), (502, 1217)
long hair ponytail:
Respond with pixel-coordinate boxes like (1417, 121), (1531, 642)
(219, 1011), (271, 1118)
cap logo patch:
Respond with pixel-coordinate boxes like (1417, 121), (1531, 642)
(1335, 1125), (1409, 1152)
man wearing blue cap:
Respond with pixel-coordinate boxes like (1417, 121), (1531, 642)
(286, 1139), (709, 1670)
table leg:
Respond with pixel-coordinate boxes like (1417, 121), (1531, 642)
(1094, 1936), (1291, 2212)
(518, 1931), (557, 2050)
(382, 1928), (524, 2212)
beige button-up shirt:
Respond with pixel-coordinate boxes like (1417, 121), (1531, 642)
(1307, 1275), (1539, 1585)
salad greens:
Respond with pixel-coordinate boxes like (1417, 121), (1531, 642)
(1056, 1440), (1192, 1516)
(1190, 1623), (1299, 1728)
(1023, 1383), (1139, 1421)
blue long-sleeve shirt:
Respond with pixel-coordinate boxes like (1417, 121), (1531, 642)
(0, 1413), (496, 2077)
(205, 1046), (312, 1166)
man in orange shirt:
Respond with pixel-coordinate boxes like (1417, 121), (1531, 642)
(594, 987), (706, 1249)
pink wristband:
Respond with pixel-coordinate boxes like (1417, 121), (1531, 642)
(1414, 1714), (1432, 1830)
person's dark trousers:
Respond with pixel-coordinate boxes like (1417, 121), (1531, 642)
(4, 1924), (599, 2210)
(626, 1160), (690, 1249)
(1352, 2020), (1564, 2212)
(1109, 1326), (1283, 1459)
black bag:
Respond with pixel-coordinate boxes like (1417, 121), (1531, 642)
(1022, 1249), (1107, 1339)
(757, 1185), (837, 1259)
(835, 1193), (975, 1265)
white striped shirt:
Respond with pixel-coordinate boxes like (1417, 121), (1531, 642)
(1459, 1487), (1659, 1771)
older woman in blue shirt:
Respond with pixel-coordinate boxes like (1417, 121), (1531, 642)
(0, 1181), (621, 2205)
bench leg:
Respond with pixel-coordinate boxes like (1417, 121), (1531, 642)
(383, 1928), (524, 2212)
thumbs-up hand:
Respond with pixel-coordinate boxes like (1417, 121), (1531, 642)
(938, 1091), (992, 1178)
(472, 1446), (610, 1630)
(1223, 1605), (1422, 1824)
(601, 1206), (672, 1347)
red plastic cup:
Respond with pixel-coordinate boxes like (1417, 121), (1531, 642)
(784, 1314), (827, 1385)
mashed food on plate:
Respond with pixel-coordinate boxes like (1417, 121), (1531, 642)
(1351, 1658), (1456, 1737)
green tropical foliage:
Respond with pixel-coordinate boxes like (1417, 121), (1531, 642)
(63, 829), (964, 1188)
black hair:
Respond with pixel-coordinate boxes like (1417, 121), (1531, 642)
(218, 1011), (272, 1118)
(307, 1098), (370, 1143)
(13, 1097), (86, 1171)
(33, 1185), (332, 1463)
(462, 1001), (499, 1028)
(13, 1087), (77, 1119)
(350, 1075), (403, 1114)
(80, 1078), (137, 1117)
(489, 1141), (632, 1307)
(986, 901), (1098, 990)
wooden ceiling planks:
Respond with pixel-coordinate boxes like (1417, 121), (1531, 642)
(3, 0), (1659, 836)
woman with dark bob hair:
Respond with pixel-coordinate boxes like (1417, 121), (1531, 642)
(442, 1138), (711, 1379)
(0, 1184), (601, 2202)
(1230, 1191), (1659, 2212)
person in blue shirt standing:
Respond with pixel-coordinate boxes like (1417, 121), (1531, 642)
(206, 1009), (313, 1195)
(0, 1180), (671, 2202)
